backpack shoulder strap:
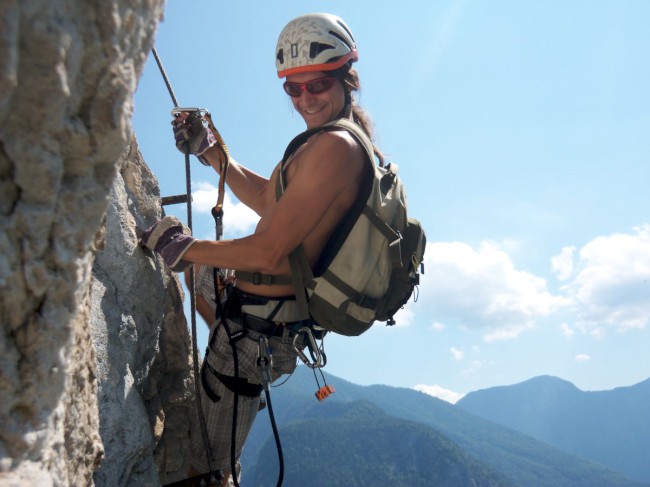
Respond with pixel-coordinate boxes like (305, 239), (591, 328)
(274, 118), (375, 200)
(328, 118), (375, 163)
(275, 119), (377, 319)
(238, 120), (376, 320)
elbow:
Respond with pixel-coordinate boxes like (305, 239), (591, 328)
(242, 230), (296, 274)
(255, 244), (290, 275)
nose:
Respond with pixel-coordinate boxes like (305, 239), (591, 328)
(299, 89), (316, 101)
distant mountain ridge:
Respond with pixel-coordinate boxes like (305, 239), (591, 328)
(253, 400), (512, 487)
(242, 368), (647, 487)
(456, 375), (650, 484)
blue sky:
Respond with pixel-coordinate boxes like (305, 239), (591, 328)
(133, 1), (650, 403)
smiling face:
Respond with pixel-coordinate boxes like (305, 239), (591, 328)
(285, 71), (347, 129)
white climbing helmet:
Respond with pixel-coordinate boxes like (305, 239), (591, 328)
(275, 13), (358, 78)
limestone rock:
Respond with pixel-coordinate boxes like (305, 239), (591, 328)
(0, 1), (171, 485)
(90, 139), (195, 486)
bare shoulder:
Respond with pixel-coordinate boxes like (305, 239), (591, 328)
(281, 127), (367, 204)
(299, 128), (365, 172)
(311, 128), (362, 154)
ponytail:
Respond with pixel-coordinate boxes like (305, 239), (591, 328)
(333, 65), (385, 166)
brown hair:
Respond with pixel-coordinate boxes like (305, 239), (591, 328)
(333, 65), (386, 166)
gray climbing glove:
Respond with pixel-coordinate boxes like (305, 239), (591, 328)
(139, 216), (196, 272)
(172, 112), (217, 166)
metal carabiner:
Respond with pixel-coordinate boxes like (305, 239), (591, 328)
(258, 336), (273, 388)
(170, 107), (210, 118)
(292, 327), (324, 369)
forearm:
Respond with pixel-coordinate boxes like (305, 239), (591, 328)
(224, 160), (270, 214)
(200, 146), (269, 214)
(183, 235), (284, 275)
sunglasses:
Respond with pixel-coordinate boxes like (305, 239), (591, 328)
(283, 77), (337, 98)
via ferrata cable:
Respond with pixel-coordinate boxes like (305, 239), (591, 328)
(151, 46), (220, 485)
(152, 46), (284, 487)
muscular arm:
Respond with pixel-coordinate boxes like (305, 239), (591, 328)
(183, 131), (365, 275)
(200, 146), (272, 216)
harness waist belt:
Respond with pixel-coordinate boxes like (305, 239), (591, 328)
(240, 313), (312, 337)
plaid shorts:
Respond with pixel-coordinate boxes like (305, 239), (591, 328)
(190, 285), (306, 474)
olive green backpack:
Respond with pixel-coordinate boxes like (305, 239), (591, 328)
(238, 119), (425, 336)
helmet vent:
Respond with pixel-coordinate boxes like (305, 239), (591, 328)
(276, 49), (284, 65)
(309, 42), (335, 59)
(334, 21), (355, 45)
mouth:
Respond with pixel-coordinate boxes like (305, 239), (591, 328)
(303, 105), (324, 115)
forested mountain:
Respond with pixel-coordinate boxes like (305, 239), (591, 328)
(253, 400), (511, 487)
(241, 368), (647, 487)
(456, 375), (650, 484)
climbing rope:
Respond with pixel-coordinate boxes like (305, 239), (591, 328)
(205, 111), (230, 241)
(258, 337), (285, 486)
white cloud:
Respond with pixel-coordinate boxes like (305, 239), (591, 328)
(575, 353), (591, 362)
(192, 182), (259, 235)
(551, 246), (576, 281)
(192, 181), (222, 213)
(414, 227), (650, 340)
(419, 241), (569, 341)
(589, 327), (606, 340)
(483, 323), (534, 343)
(559, 322), (575, 337)
(431, 321), (445, 331)
(460, 359), (487, 379)
(414, 384), (465, 404)
(450, 347), (464, 361)
(562, 225), (650, 333)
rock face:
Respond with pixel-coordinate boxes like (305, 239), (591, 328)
(0, 1), (198, 486)
(90, 140), (195, 486)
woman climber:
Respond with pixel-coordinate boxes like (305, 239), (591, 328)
(141, 13), (383, 486)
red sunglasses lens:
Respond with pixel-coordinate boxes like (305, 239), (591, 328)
(307, 78), (336, 94)
(283, 83), (302, 97)
(283, 77), (336, 97)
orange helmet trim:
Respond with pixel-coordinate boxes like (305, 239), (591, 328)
(277, 50), (359, 79)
